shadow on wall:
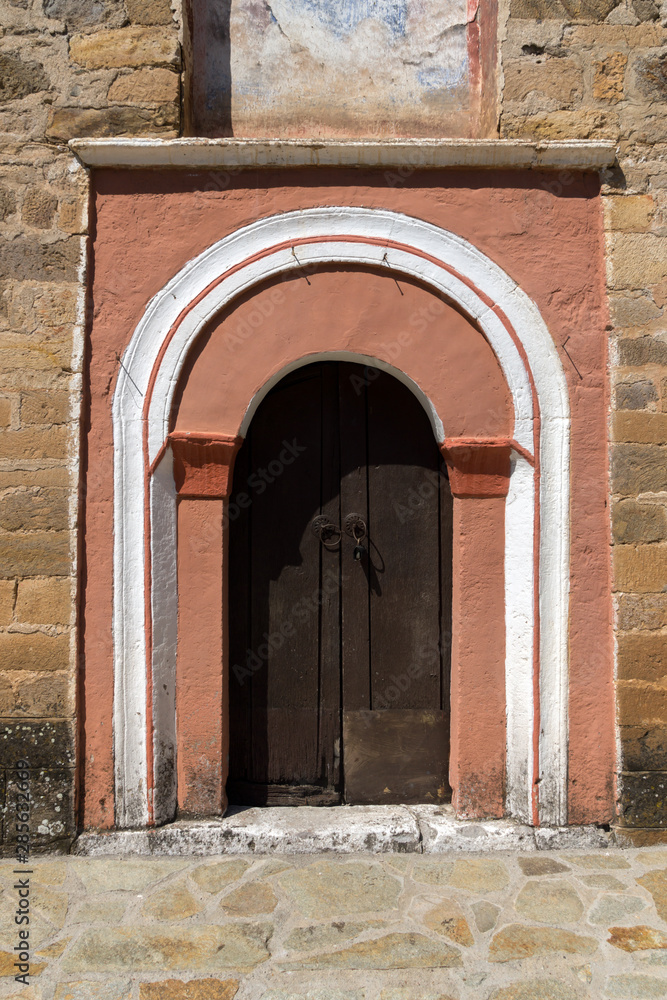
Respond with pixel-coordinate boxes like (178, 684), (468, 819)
(189, 0), (232, 136)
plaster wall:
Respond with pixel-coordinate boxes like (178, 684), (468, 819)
(80, 168), (613, 830)
(186, 0), (498, 138)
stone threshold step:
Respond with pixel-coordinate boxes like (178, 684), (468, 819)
(74, 805), (614, 857)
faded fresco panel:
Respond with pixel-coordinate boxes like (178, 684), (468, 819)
(188, 0), (494, 138)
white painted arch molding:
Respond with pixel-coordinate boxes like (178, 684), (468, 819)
(112, 207), (570, 829)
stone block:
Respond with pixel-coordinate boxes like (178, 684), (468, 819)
(0, 580), (15, 625)
(594, 52), (627, 102)
(0, 670), (73, 717)
(619, 336), (667, 366)
(46, 104), (179, 141)
(0, 720), (75, 766)
(16, 578), (71, 625)
(622, 726), (667, 770)
(54, 982), (133, 1000)
(448, 858), (510, 892)
(618, 772), (667, 827)
(488, 981), (580, 1000)
(4, 766), (74, 848)
(284, 920), (385, 952)
(0, 186), (17, 221)
(0, 532), (70, 577)
(108, 67), (179, 104)
(514, 880), (584, 924)
(278, 931), (462, 970)
(518, 856), (570, 875)
(616, 544), (667, 593)
(0, 397), (12, 427)
(618, 632), (667, 681)
(504, 58), (583, 105)
(190, 859), (252, 893)
(61, 924), (273, 972)
(637, 867), (667, 920)
(69, 27), (180, 70)
(0, 53), (49, 103)
(567, 854), (630, 869)
(502, 108), (619, 139)
(58, 198), (87, 235)
(509, 0), (618, 18)
(606, 973), (667, 998)
(472, 900), (500, 931)
(143, 884), (204, 920)
(70, 895), (132, 926)
(423, 900), (474, 946)
(0, 487), (69, 530)
(610, 234), (667, 289)
(0, 467), (69, 490)
(612, 444), (667, 494)
(0, 236), (80, 284)
(70, 858), (190, 892)
(21, 390), (70, 425)
(614, 379), (658, 417)
(126, 0), (173, 25)
(613, 412), (667, 443)
(280, 861), (401, 918)
(0, 631), (69, 671)
(635, 52), (667, 101)
(610, 294), (661, 327)
(617, 593), (667, 630)
(43, 0), (127, 29)
(139, 980), (240, 1000)
(632, 0), (661, 20)
(0, 343), (68, 379)
(613, 499), (667, 543)
(220, 881), (278, 916)
(488, 924), (597, 962)
(22, 188), (58, 229)
(617, 681), (667, 726)
(605, 195), (654, 232)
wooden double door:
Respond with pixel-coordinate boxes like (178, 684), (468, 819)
(228, 361), (452, 806)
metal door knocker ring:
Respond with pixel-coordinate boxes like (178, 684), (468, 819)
(344, 513), (367, 542)
(344, 514), (368, 561)
(312, 515), (342, 549)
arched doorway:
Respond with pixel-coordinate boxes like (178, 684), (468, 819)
(228, 360), (453, 806)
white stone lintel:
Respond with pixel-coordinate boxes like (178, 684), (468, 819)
(69, 138), (616, 171)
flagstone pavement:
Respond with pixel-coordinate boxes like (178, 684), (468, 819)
(4, 846), (667, 999)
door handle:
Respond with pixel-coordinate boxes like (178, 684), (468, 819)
(312, 515), (342, 549)
(344, 514), (367, 561)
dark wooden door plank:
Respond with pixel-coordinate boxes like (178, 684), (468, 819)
(343, 709), (449, 804)
(366, 369), (441, 709)
(339, 362), (371, 712)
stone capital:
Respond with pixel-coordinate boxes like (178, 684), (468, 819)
(169, 432), (243, 499)
(441, 438), (513, 499)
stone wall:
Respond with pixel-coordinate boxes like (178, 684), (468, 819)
(2, 0), (667, 849)
(0, 0), (181, 853)
(499, 0), (667, 839)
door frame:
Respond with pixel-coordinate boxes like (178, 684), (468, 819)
(110, 206), (570, 829)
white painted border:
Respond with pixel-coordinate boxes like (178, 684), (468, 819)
(70, 137), (616, 171)
(112, 206), (570, 828)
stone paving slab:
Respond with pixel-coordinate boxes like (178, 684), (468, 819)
(3, 846), (667, 998)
